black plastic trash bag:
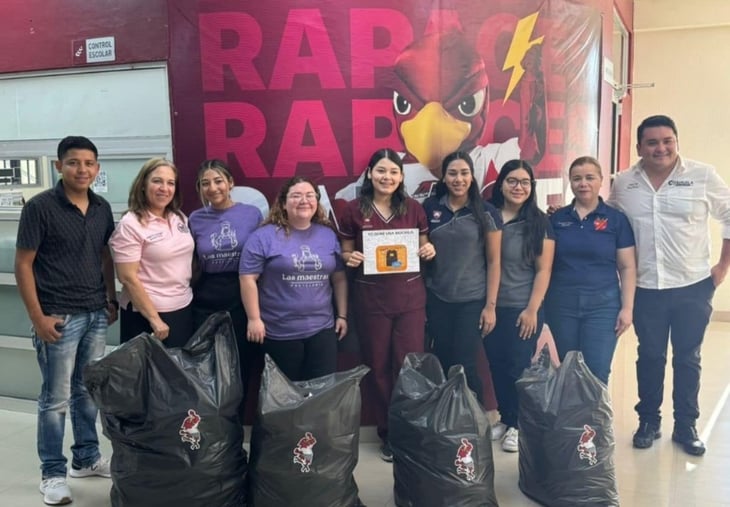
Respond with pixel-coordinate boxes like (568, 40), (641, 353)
(389, 353), (499, 507)
(84, 311), (247, 507)
(516, 348), (619, 506)
(248, 355), (369, 507)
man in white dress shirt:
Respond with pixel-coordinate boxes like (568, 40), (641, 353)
(610, 115), (730, 456)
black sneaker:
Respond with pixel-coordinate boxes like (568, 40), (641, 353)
(632, 422), (661, 449)
(379, 442), (393, 462)
(672, 425), (706, 456)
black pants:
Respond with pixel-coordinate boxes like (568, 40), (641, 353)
(426, 291), (484, 404)
(484, 306), (542, 428)
(263, 328), (337, 382)
(120, 303), (194, 348)
(192, 271), (256, 421)
(633, 277), (715, 427)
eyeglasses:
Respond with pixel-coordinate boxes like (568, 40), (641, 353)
(504, 177), (533, 189)
(287, 192), (318, 201)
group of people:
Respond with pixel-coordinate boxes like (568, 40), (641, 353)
(15, 113), (730, 505)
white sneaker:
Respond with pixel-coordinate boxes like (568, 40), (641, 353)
(40, 477), (72, 505)
(502, 427), (519, 452)
(69, 456), (111, 478)
(490, 422), (507, 441)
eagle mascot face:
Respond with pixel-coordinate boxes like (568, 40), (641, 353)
(392, 31), (489, 176)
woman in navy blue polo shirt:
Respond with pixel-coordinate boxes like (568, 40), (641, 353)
(546, 156), (636, 384)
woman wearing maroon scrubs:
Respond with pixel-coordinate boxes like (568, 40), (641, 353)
(339, 148), (436, 462)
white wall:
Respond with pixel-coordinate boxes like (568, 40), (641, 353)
(632, 0), (730, 317)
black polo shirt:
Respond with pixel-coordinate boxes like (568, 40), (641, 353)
(16, 180), (114, 314)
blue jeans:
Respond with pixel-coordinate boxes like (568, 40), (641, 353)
(545, 287), (621, 384)
(34, 310), (107, 478)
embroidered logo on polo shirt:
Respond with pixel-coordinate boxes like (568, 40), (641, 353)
(431, 210), (442, 223)
(177, 222), (189, 233)
(668, 180), (693, 186)
(593, 217), (608, 231)
(626, 182), (640, 189)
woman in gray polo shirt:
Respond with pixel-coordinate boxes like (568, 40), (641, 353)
(486, 159), (555, 453)
(423, 151), (502, 410)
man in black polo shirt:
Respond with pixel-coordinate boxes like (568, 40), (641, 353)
(15, 136), (118, 505)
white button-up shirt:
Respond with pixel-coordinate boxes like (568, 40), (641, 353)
(609, 156), (730, 290)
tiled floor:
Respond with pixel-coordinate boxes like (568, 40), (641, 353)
(1, 322), (728, 506)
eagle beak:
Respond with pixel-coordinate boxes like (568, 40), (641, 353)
(400, 102), (471, 171)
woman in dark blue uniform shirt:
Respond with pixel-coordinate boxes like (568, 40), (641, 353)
(546, 156), (636, 384)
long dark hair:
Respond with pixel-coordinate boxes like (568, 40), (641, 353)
(358, 148), (408, 218)
(195, 159), (234, 206)
(490, 159), (547, 262)
(432, 151), (489, 233)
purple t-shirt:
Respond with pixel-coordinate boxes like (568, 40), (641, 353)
(189, 203), (262, 274)
(239, 223), (344, 340)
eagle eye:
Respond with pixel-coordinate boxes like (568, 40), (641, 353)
(393, 91), (412, 116)
(457, 89), (486, 117)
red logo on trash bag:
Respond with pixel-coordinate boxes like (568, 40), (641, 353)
(179, 409), (202, 450)
(454, 438), (476, 481)
(577, 424), (597, 465)
(293, 432), (317, 472)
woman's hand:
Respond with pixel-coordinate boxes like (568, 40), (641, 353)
(346, 251), (365, 268)
(418, 241), (436, 260)
(615, 307), (633, 337)
(335, 316), (348, 340)
(149, 316), (170, 340)
(479, 306), (496, 337)
(516, 308), (538, 340)
(247, 318), (266, 343)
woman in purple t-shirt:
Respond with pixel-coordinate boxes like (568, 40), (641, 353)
(189, 159), (263, 417)
(240, 176), (348, 382)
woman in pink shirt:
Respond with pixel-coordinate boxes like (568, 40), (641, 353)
(109, 158), (195, 347)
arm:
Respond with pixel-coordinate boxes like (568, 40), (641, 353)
(341, 238), (365, 268)
(15, 248), (63, 343)
(480, 230), (502, 336)
(518, 238), (555, 339)
(331, 270), (348, 340)
(240, 273), (265, 343)
(101, 246), (118, 325)
(615, 246), (637, 337)
(115, 261), (169, 340)
(417, 233), (436, 260)
(711, 238), (730, 287)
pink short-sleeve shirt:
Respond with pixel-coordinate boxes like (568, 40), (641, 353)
(109, 211), (194, 312)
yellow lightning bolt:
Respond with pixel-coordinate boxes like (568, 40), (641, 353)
(502, 12), (544, 104)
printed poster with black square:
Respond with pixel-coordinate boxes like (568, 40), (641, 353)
(389, 353), (499, 507)
(248, 354), (369, 507)
(516, 348), (619, 506)
(84, 312), (247, 507)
